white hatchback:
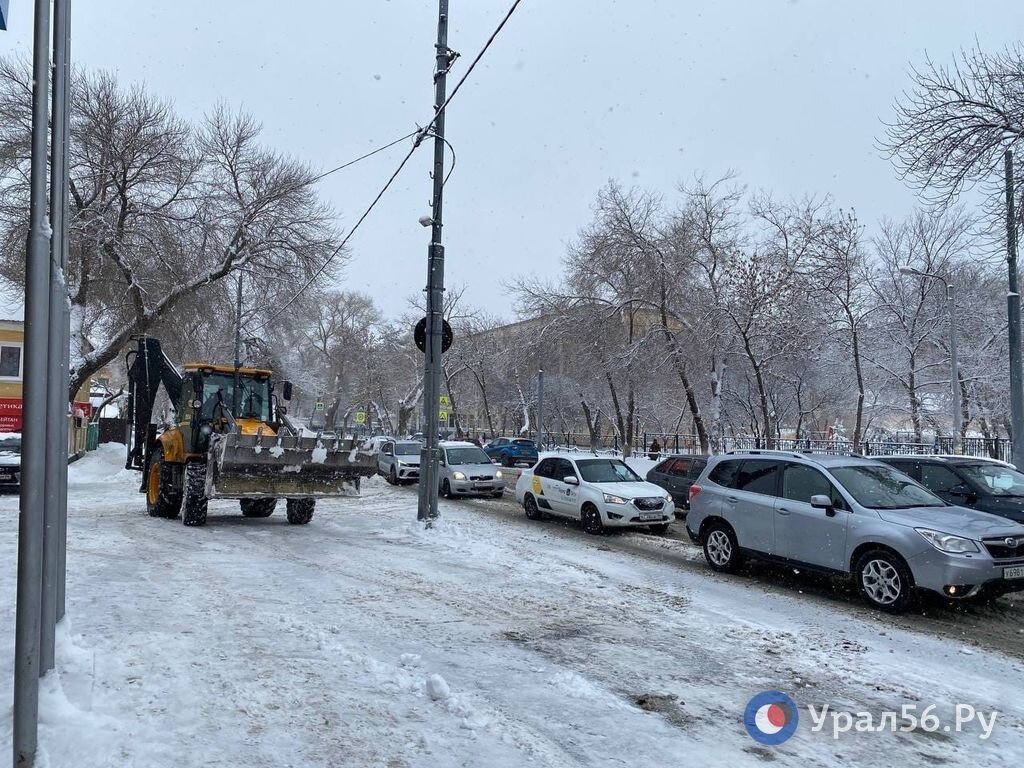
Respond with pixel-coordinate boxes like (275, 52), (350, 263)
(514, 454), (674, 534)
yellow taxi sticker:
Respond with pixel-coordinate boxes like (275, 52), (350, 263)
(531, 475), (543, 495)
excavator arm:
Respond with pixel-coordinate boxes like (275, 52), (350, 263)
(125, 337), (183, 472)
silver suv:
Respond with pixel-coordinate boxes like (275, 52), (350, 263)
(686, 450), (1024, 612)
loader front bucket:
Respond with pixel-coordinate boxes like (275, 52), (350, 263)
(205, 432), (377, 499)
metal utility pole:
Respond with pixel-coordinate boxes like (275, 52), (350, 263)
(56, 0), (72, 623)
(1006, 150), (1024, 467)
(233, 270), (243, 417)
(41, 0), (72, 676)
(15, 0), (53, 763)
(899, 267), (961, 453)
(536, 369), (544, 451)
(417, 0), (451, 522)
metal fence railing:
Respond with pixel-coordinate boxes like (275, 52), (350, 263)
(546, 430), (1015, 464)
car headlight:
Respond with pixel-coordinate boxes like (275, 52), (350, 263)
(915, 528), (980, 554)
(453, 471), (466, 481)
(603, 493), (628, 505)
(495, 470), (503, 479)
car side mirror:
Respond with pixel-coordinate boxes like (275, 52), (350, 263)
(810, 494), (836, 516)
(282, 381), (293, 401)
(949, 483), (972, 498)
(564, 476), (579, 486)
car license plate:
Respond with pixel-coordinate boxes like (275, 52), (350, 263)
(0, 472), (13, 482)
(1005, 566), (1024, 580)
(640, 512), (661, 521)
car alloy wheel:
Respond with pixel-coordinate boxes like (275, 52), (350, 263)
(861, 559), (902, 605)
(706, 529), (733, 566)
(855, 550), (914, 613)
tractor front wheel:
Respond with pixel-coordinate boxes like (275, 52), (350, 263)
(240, 498), (277, 518)
(286, 498), (315, 525)
(182, 462), (209, 527)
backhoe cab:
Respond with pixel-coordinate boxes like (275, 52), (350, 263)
(125, 337), (375, 527)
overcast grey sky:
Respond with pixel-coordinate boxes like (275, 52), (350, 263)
(3, 1), (1024, 320)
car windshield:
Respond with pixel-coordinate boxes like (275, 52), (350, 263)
(577, 459), (641, 484)
(446, 447), (492, 465)
(394, 442), (421, 456)
(957, 463), (1024, 497)
(830, 465), (946, 509)
(0, 436), (20, 456)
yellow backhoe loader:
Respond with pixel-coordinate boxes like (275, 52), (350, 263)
(125, 337), (375, 526)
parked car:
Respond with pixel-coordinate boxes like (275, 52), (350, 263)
(483, 437), (539, 467)
(875, 455), (1024, 525)
(686, 450), (1024, 613)
(438, 441), (504, 498)
(645, 454), (708, 516)
(0, 433), (20, 491)
(515, 454), (674, 534)
(361, 435), (395, 453)
(378, 440), (423, 484)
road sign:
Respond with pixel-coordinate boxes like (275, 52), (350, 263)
(414, 317), (454, 353)
(354, 411), (367, 424)
(438, 410), (449, 423)
(314, 401), (325, 412)
(439, 395), (451, 408)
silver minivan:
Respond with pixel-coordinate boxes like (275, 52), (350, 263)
(686, 450), (1024, 612)
(438, 441), (505, 499)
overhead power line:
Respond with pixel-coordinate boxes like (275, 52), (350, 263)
(251, 0), (525, 330)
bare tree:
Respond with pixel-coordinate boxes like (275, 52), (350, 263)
(883, 45), (1024, 204)
(0, 61), (343, 399)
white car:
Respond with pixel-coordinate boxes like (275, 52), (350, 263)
(514, 454), (674, 534)
(438, 441), (504, 498)
(378, 439), (422, 484)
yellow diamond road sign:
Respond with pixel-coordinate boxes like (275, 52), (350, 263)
(439, 395), (451, 408)
(354, 412), (366, 424)
(439, 410), (449, 422)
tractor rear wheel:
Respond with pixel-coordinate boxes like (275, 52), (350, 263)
(146, 447), (182, 519)
(286, 498), (315, 525)
(182, 462), (209, 527)
(240, 498), (277, 518)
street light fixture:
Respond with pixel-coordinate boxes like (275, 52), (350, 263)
(899, 266), (961, 453)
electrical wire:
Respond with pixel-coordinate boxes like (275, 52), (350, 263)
(251, 0), (525, 330)
(310, 131), (420, 184)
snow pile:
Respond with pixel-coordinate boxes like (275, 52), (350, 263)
(67, 443), (139, 488)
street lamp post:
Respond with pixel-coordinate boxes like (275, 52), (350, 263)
(899, 266), (961, 453)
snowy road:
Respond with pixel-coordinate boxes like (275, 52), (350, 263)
(2, 445), (1024, 767)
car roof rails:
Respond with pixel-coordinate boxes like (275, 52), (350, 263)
(724, 448), (814, 462)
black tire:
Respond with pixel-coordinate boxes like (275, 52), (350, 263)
(182, 462), (208, 527)
(442, 479), (453, 498)
(502, 454), (515, 467)
(240, 498), (277, 518)
(702, 520), (741, 573)
(581, 503), (604, 535)
(389, 466), (397, 485)
(146, 447), (182, 519)
(286, 498), (315, 525)
(524, 494), (543, 520)
(648, 523), (670, 535)
(854, 549), (915, 614)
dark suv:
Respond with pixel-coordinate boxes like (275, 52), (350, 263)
(874, 456), (1024, 525)
(645, 454), (707, 515)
